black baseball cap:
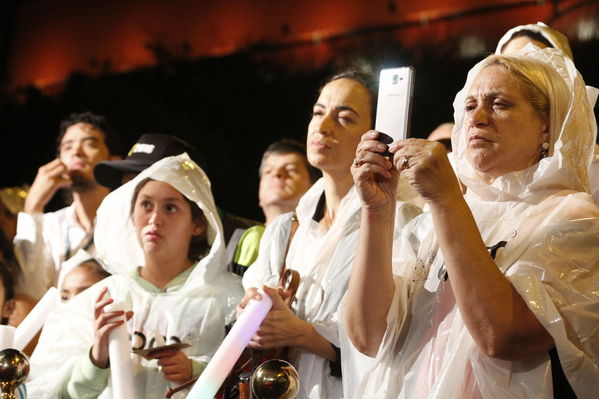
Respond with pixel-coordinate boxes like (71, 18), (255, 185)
(94, 133), (207, 189)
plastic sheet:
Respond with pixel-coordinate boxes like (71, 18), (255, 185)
(27, 154), (243, 398)
(13, 287), (59, 351)
(345, 48), (599, 398)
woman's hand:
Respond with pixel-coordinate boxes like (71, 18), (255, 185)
(390, 138), (462, 204)
(90, 287), (133, 369)
(248, 286), (308, 350)
(351, 131), (398, 212)
(146, 348), (193, 383)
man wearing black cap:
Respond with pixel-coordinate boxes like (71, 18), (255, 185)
(94, 133), (261, 273)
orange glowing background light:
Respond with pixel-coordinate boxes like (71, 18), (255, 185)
(6, 0), (598, 91)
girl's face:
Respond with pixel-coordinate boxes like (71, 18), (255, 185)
(60, 263), (106, 302)
(132, 180), (205, 260)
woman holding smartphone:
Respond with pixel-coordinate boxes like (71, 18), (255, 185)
(239, 70), (421, 399)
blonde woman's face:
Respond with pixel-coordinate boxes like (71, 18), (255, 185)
(464, 65), (548, 179)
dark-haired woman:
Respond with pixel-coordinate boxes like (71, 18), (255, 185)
(239, 71), (421, 398)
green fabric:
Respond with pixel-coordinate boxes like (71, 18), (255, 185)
(62, 349), (110, 399)
(62, 265), (199, 398)
(232, 225), (265, 268)
(130, 265), (194, 293)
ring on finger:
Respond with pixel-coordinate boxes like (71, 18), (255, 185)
(401, 157), (410, 169)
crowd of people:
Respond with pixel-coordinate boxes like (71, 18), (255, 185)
(0, 22), (597, 399)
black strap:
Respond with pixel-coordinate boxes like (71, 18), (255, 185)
(549, 347), (577, 398)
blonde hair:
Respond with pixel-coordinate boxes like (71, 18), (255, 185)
(478, 54), (570, 151)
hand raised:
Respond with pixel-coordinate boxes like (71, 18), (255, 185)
(24, 158), (72, 214)
(90, 287), (133, 369)
(351, 131), (399, 212)
(390, 139), (462, 204)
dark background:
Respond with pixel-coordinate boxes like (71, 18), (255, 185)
(1, 0), (597, 221)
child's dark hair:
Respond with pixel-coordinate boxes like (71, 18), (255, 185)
(77, 259), (111, 280)
(131, 178), (209, 261)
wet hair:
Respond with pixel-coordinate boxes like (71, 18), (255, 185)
(319, 68), (377, 128)
(56, 111), (122, 156)
(259, 139), (321, 183)
(500, 30), (553, 53)
(131, 178), (209, 262)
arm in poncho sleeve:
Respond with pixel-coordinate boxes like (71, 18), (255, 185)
(13, 212), (57, 300)
(60, 349), (110, 399)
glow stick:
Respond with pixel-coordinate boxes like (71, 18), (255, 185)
(13, 287), (59, 350)
(0, 325), (15, 350)
(105, 301), (135, 399)
(186, 288), (273, 399)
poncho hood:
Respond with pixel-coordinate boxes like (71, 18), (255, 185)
(495, 22), (573, 59)
(94, 153), (227, 284)
(451, 46), (597, 202)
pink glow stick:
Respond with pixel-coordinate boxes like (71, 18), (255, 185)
(186, 287), (273, 399)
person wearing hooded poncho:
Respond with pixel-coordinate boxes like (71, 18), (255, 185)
(496, 22), (599, 206)
(26, 154), (243, 398)
(344, 47), (599, 398)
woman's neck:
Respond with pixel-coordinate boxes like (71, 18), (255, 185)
(319, 171), (353, 230)
(141, 254), (194, 290)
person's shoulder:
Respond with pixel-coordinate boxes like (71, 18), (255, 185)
(240, 225), (266, 243)
(541, 190), (599, 220)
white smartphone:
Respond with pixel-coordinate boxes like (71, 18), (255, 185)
(374, 67), (415, 153)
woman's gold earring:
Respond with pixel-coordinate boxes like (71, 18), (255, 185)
(540, 142), (550, 159)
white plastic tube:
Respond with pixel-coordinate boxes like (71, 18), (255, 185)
(13, 287), (59, 351)
(0, 325), (15, 350)
(104, 301), (135, 399)
(186, 288), (273, 399)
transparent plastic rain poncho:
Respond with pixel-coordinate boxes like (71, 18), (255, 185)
(495, 22), (599, 205)
(342, 47), (599, 398)
(27, 154), (243, 398)
(243, 179), (421, 399)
